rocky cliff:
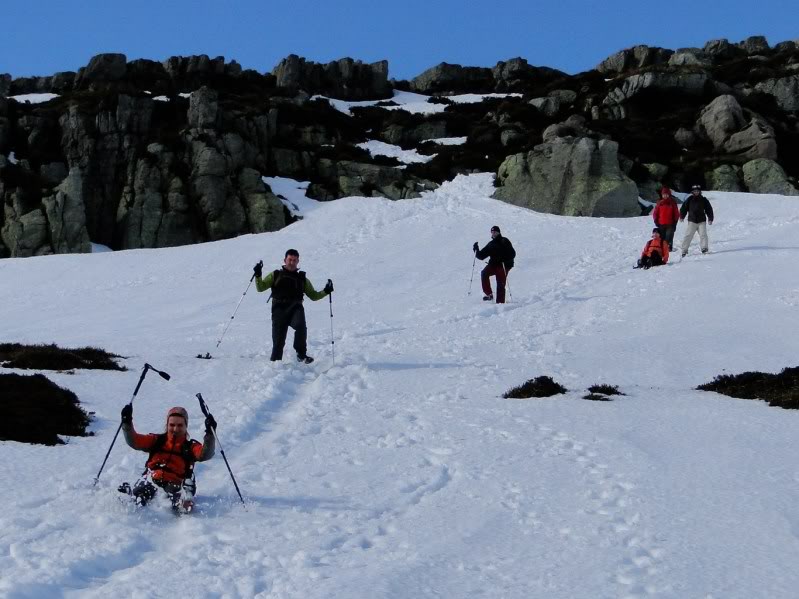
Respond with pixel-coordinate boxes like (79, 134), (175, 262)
(1, 36), (797, 257)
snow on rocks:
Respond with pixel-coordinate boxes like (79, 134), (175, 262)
(357, 140), (434, 164)
(8, 93), (60, 104)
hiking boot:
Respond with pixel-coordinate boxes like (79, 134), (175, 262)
(701, 249), (708, 254)
(482, 294), (493, 301)
(681, 251), (687, 258)
(297, 354), (315, 364)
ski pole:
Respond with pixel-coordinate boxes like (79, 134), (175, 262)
(93, 363), (171, 485)
(196, 393), (245, 507)
(502, 264), (513, 303)
(328, 283), (335, 364)
(199, 267), (258, 359)
(467, 254), (477, 295)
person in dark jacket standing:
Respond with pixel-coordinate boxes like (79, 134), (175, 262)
(473, 226), (516, 303)
(652, 186), (680, 251)
(254, 249), (333, 363)
(679, 185), (714, 256)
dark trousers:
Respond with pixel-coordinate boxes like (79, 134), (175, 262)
(481, 264), (510, 303)
(637, 252), (664, 269)
(271, 303), (307, 360)
(657, 224), (676, 250)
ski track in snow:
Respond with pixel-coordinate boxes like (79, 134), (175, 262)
(2, 173), (799, 597)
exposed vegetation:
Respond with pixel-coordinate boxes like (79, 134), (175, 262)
(0, 373), (93, 445)
(698, 367), (799, 410)
(503, 376), (567, 399)
(0, 343), (125, 371)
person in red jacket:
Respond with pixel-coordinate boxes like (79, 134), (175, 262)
(636, 228), (670, 269)
(119, 405), (215, 511)
(652, 186), (680, 251)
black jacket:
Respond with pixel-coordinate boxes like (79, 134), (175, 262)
(476, 236), (516, 268)
(680, 195), (714, 224)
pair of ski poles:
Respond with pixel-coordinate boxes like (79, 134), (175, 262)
(201, 265), (336, 363)
(93, 362), (246, 507)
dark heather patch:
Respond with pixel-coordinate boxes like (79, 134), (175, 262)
(0, 373), (93, 445)
(0, 343), (125, 371)
(587, 384), (625, 396)
(698, 367), (799, 410)
(503, 376), (568, 399)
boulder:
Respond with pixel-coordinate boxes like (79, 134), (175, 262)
(669, 50), (711, 68)
(409, 62), (494, 94)
(596, 45), (673, 75)
(238, 168), (285, 233)
(702, 39), (740, 61)
(310, 159), (437, 200)
(602, 71), (709, 119)
(74, 53), (127, 89)
(737, 36), (770, 55)
(491, 58), (566, 92)
(674, 127), (697, 148)
(696, 95), (777, 160)
(1, 202), (49, 257)
(754, 75), (799, 112)
(493, 136), (640, 217)
(705, 164), (742, 192)
(742, 159), (799, 195)
(272, 55), (391, 100)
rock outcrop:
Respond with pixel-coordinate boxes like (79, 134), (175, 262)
(493, 137), (640, 217)
(742, 159), (799, 195)
(272, 55), (391, 100)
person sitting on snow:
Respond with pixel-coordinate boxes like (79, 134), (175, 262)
(119, 405), (215, 511)
(636, 228), (670, 269)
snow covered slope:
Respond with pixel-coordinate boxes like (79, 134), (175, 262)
(1, 174), (799, 598)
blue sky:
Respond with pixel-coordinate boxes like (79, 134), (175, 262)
(2, 0), (796, 80)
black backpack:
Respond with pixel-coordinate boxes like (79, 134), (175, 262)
(502, 238), (516, 268)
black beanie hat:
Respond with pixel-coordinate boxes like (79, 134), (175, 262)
(491, 225), (501, 233)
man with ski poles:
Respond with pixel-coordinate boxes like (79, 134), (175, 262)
(473, 226), (515, 303)
(119, 405), (215, 513)
(254, 248), (334, 364)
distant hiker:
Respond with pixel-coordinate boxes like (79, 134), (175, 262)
(119, 405), (215, 512)
(635, 228), (670, 269)
(254, 249), (333, 363)
(652, 186), (680, 251)
(679, 185), (714, 256)
(473, 225), (516, 303)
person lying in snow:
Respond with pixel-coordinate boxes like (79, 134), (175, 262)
(635, 228), (670, 269)
(119, 405), (215, 512)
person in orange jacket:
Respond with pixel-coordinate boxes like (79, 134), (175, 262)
(652, 186), (680, 251)
(119, 405), (215, 511)
(635, 228), (670, 269)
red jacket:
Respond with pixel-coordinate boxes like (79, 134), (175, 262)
(641, 238), (669, 263)
(123, 426), (214, 483)
(652, 197), (680, 226)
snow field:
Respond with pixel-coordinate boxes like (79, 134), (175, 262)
(1, 174), (799, 597)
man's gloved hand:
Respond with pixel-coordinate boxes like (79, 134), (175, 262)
(121, 403), (133, 425)
(253, 260), (263, 278)
(324, 279), (334, 294)
(473, 242), (479, 253)
(205, 414), (217, 434)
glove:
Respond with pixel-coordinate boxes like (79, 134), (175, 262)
(253, 260), (263, 278)
(121, 403), (133, 425)
(205, 414), (217, 434)
(323, 279), (334, 294)
(473, 242), (479, 253)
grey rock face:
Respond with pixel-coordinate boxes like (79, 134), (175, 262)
(705, 164), (742, 192)
(754, 75), (799, 112)
(2, 202), (50, 257)
(669, 50), (711, 67)
(273, 55), (391, 100)
(596, 45), (673, 75)
(42, 169), (92, 253)
(602, 72), (709, 119)
(493, 137), (640, 217)
(742, 159), (799, 195)
(309, 159), (436, 201)
(697, 95), (746, 148)
(188, 87), (219, 129)
(674, 127), (697, 148)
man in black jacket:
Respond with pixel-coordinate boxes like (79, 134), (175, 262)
(679, 185), (714, 256)
(254, 249), (333, 363)
(473, 226), (516, 303)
